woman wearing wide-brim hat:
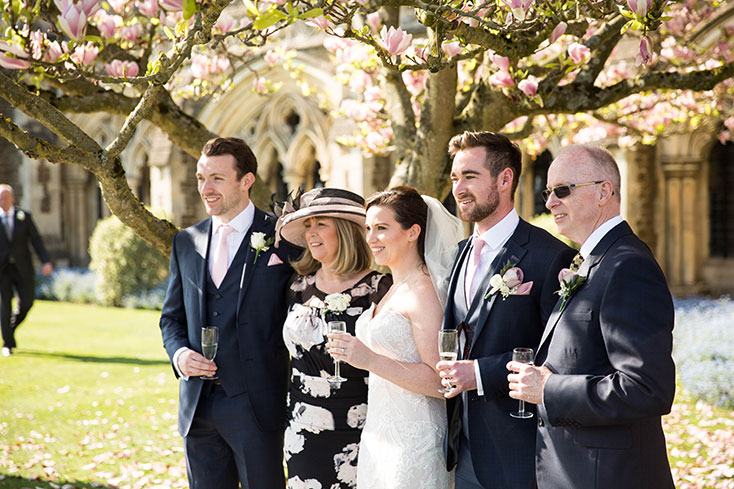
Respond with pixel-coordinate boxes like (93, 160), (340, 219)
(277, 187), (392, 489)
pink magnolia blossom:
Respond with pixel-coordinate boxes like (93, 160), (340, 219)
(107, 0), (129, 13)
(366, 12), (381, 32)
(306, 16), (329, 31)
(190, 54), (230, 80)
(489, 70), (514, 88)
(215, 13), (235, 33)
(627, 0), (652, 18)
(58, 4), (88, 41)
(636, 35), (653, 66)
(379, 25), (412, 56)
(55, 0), (99, 17)
(349, 70), (373, 92)
(105, 59), (139, 77)
(120, 24), (143, 42)
(518, 76), (539, 97)
(442, 40), (462, 57)
(136, 0), (157, 18)
(402, 70), (427, 96)
(264, 50), (280, 67)
(30, 31), (45, 60)
(503, 0), (534, 21)
(0, 53), (31, 69)
(253, 77), (267, 94)
(549, 21), (567, 43)
(71, 42), (98, 65)
(45, 40), (66, 61)
(159, 0), (183, 12)
(491, 53), (510, 72)
(568, 42), (590, 64)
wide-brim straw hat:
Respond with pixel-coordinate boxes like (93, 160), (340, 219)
(276, 187), (366, 248)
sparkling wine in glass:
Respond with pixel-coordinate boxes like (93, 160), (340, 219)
(327, 321), (347, 387)
(510, 347), (534, 419)
(438, 329), (459, 393)
(201, 326), (219, 380)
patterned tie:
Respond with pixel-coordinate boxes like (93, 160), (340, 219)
(210, 224), (233, 288)
(464, 237), (486, 304)
(570, 252), (584, 272)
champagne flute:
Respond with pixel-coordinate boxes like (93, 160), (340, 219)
(510, 347), (534, 419)
(438, 329), (459, 393)
(201, 326), (219, 380)
(327, 321), (347, 387)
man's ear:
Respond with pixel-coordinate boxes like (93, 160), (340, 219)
(241, 172), (256, 193)
(598, 181), (614, 205)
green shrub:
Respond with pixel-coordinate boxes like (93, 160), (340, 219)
(528, 212), (578, 249)
(89, 215), (169, 307)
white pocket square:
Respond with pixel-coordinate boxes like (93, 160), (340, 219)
(267, 253), (284, 266)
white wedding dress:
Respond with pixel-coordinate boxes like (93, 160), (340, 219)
(355, 304), (453, 489)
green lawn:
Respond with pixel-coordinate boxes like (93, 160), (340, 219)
(1, 301), (733, 489)
(0, 301), (185, 489)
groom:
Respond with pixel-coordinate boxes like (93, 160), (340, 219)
(437, 132), (574, 489)
(160, 137), (296, 489)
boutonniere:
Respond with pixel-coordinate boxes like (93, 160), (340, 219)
(485, 260), (534, 300)
(250, 232), (274, 263)
(324, 293), (351, 314)
(16, 210), (25, 221)
(556, 268), (587, 312)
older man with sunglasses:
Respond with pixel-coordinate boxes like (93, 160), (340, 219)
(507, 144), (676, 489)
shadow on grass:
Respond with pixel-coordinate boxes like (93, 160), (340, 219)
(14, 349), (170, 366)
(0, 475), (115, 489)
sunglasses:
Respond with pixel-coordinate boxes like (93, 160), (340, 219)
(542, 180), (606, 202)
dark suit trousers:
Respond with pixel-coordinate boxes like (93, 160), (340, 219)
(184, 384), (285, 489)
(0, 264), (35, 349)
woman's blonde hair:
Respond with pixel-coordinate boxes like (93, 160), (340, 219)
(291, 217), (373, 276)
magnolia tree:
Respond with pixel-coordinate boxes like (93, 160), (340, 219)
(0, 0), (732, 256)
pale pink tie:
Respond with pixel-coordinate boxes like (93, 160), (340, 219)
(211, 224), (233, 288)
(465, 237), (485, 303)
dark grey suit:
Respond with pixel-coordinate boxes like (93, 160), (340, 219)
(443, 219), (574, 489)
(535, 221), (675, 489)
(0, 208), (50, 349)
(160, 207), (296, 489)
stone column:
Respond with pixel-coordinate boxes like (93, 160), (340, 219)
(659, 157), (704, 294)
(624, 145), (657, 251)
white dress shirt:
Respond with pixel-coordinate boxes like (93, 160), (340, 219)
(465, 209), (520, 396)
(579, 215), (624, 261)
(174, 203), (255, 380)
(1, 206), (15, 235)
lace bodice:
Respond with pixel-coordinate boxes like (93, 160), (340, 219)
(354, 304), (453, 489)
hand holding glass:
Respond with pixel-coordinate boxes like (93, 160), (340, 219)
(201, 326), (218, 380)
(510, 347), (534, 419)
(438, 329), (459, 393)
(327, 321), (347, 387)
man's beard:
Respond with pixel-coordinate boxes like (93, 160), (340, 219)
(459, 191), (499, 223)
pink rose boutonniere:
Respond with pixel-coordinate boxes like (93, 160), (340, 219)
(485, 260), (534, 300)
(556, 268), (587, 312)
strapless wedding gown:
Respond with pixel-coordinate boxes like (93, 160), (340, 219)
(355, 304), (452, 489)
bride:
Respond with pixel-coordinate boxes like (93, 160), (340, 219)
(328, 185), (464, 489)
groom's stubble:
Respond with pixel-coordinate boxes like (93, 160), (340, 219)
(459, 185), (500, 224)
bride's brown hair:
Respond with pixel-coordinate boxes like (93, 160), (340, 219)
(366, 185), (427, 262)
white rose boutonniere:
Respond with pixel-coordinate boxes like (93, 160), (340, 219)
(16, 210), (25, 221)
(556, 268), (587, 312)
(485, 260), (534, 300)
(250, 232), (274, 264)
(324, 293), (351, 314)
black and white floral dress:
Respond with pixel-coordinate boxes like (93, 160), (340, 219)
(283, 271), (392, 489)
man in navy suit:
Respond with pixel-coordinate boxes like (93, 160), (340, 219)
(437, 132), (574, 489)
(160, 138), (296, 489)
(508, 144), (675, 489)
(0, 184), (53, 357)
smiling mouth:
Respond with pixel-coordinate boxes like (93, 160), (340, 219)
(204, 196), (220, 203)
(553, 213), (567, 220)
(370, 246), (385, 254)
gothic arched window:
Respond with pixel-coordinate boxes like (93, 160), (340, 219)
(709, 140), (734, 257)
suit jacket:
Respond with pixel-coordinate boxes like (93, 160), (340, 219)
(0, 208), (50, 279)
(159, 207), (296, 437)
(443, 218), (575, 489)
(535, 221), (675, 489)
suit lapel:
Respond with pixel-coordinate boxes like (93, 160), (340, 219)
(469, 221), (529, 352)
(236, 207), (272, 318)
(194, 219), (211, 329)
(537, 221), (633, 352)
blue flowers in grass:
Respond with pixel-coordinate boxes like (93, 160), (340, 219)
(674, 296), (734, 409)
